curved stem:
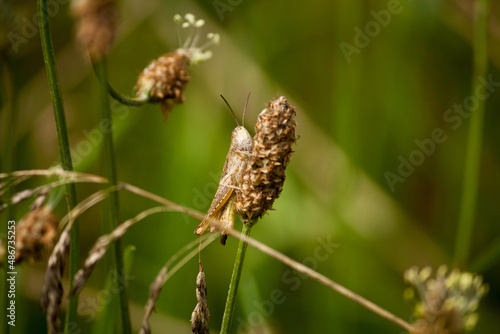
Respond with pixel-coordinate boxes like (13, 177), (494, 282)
(37, 0), (80, 331)
(91, 61), (149, 107)
(220, 222), (254, 334)
(454, 0), (490, 266)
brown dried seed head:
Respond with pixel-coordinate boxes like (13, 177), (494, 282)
(191, 267), (210, 334)
(71, 0), (119, 60)
(135, 50), (191, 121)
(16, 205), (59, 264)
(134, 14), (219, 120)
(235, 96), (297, 221)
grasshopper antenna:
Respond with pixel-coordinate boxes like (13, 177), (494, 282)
(243, 92), (251, 128)
(220, 95), (240, 127)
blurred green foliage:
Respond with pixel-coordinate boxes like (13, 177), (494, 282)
(1, 0), (499, 333)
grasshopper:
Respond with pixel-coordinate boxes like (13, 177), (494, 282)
(194, 95), (252, 245)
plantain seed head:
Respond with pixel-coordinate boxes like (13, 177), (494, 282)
(235, 96), (297, 222)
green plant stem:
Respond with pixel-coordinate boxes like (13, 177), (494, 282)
(454, 0), (490, 266)
(94, 60), (132, 334)
(1, 54), (17, 334)
(37, 0), (80, 330)
(220, 222), (254, 334)
(90, 62), (148, 107)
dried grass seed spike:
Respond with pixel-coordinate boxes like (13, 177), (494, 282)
(191, 265), (210, 334)
(235, 96), (297, 221)
(71, 0), (119, 60)
(15, 205), (58, 264)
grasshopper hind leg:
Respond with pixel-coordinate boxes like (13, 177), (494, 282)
(218, 196), (236, 245)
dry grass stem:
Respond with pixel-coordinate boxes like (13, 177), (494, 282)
(30, 191), (51, 210)
(40, 186), (119, 333)
(121, 183), (205, 220)
(224, 228), (415, 332)
(0, 170), (107, 211)
(33, 177), (414, 333)
(0, 168), (108, 182)
(140, 235), (217, 334)
(120, 184), (414, 331)
(41, 179), (204, 330)
(140, 266), (168, 334)
(71, 206), (173, 296)
(6, 179), (90, 209)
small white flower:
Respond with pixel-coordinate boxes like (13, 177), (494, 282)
(184, 13), (195, 24)
(173, 13), (220, 66)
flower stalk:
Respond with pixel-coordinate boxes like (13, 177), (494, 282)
(220, 222), (254, 334)
(37, 0), (80, 330)
(94, 59), (132, 334)
(454, 0), (490, 266)
(222, 96), (297, 332)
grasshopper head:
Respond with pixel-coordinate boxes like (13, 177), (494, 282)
(231, 126), (252, 152)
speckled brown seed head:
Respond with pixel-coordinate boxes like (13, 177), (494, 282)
(15, 206), (59, 264)
(71, 0), (118, 60)
(235, 96), (297, 222)
(135, 50), (191, 121)
(134, 13), (219, 120)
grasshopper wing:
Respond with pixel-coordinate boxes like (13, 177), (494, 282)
(194, 185), (234, 235)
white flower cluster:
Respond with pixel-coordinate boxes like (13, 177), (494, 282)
(174, 13), (220, 65)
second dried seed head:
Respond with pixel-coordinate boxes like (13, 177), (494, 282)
(135, 13), (219, 120)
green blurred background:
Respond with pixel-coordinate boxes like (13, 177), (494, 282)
(1, 0), (500, 333)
